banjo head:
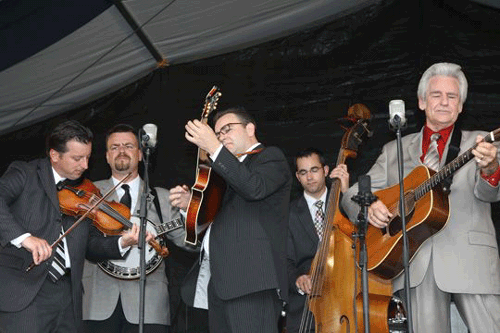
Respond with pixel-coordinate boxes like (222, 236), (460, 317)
(98, 216), (165, 280)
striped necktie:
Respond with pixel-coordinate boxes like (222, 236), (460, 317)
(313, 200), (325, 239)
(48, 227), (67, 282)
(424, 133), (441, 171)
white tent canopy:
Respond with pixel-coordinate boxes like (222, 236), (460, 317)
(0, 0), (376, 135)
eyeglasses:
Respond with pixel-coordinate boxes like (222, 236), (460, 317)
(297, 166), (322, 176)
(215, 122), (243, 139)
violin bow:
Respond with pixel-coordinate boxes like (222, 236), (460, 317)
(26, 172), (132, 272)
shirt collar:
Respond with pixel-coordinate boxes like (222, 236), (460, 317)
(52, 168), (65, 185)
(238, 142), (261, 162)
(303, 188), (327, 211)
(112, 174), (140, 195)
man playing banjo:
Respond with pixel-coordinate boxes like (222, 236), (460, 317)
(82, 124), (193, 333)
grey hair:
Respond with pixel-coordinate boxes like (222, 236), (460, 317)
(417, 62), (468, 104)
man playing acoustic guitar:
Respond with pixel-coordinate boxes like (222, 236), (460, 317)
(341, 62), (500, 333)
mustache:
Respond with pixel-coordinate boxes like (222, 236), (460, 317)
(116, 153), (130, 159)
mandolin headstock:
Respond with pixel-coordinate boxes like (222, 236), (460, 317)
(201, 86), (222, 120)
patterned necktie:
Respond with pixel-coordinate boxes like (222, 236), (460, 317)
(120, 184), (132, 209)
(424, 133), (441, 171)
(314, 200), (325, 239)
(48, 227), (67, 282)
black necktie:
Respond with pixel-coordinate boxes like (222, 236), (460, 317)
(120, 184), (132, 209)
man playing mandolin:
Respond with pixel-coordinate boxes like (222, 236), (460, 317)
(341, 62), (500, 332)
(172, 107), (292, 333)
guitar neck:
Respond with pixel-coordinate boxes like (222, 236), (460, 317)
(414, 130), (498, 200)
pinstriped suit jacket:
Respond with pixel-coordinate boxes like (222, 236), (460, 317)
(341, 129), (500, 294)
(182, 145), (292, 305)
(0, 158), (122, 330)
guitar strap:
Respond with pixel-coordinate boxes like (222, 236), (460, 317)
(442, 125), (462, 194)
(150, 187), (164, 225)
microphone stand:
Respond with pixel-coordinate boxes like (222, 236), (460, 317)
(351, 176), (377, 333)
(138, 145), (152, 333)
(391, 115), (413, 333)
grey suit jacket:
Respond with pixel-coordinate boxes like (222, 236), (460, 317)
(0, 158), (121, 331)
(341, 129), (500, 294)
(82, 178), (187, 325)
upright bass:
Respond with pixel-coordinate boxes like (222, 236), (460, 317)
(300, 104), (406, 333)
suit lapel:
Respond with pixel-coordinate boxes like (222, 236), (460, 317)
(297, 196), (319, 243)
(38, 158), (59, 212)
(101, 178), (120, 202)
(134, 179), (154, 216)
(407, 129), (424, 166)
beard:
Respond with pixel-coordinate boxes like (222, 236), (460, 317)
(114, 155), (131, 171)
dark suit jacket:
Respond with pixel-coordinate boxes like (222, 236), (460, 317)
(182, 145), (292, 304)
(286, 194), (322, 332)
(0, 158), (122, 330)
(287, 195), (320, 291)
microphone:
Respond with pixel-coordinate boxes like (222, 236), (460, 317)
(358, 175), (372, 198)
(141, 123), (158, 149)
(389, 99), (407, 128)
(351, 175), (378, 228)
(351, 175), (377, 208)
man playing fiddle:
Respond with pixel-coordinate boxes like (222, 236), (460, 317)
(0, 120), (146, 333)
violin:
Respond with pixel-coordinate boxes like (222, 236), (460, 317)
(57, 178), (169, 257)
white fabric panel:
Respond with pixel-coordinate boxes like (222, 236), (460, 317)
(0, 0), (376, 135)
(130, 0), (374, 63)
(0, 6), (156, 134)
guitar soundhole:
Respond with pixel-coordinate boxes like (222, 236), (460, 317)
(386, 210), (415, 236)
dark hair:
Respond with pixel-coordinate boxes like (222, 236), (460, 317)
(295, 147), (326, 170)
(46, 120), (93, 155)
(105, 124), (137, 146)
(213, 107), (256, 128)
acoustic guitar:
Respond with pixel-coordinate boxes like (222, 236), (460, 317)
(184, 86), (225, 245)
(366, 128), (500, 280)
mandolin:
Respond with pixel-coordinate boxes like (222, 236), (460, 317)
(184, 86), (225, 245)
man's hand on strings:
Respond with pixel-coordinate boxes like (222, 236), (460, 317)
(169, 185), (191, 211)
(22, 236), (52, 265)
(296, 274), (312, 295)
(185, 119), (220, 156)
(328, 164), (350, 193)
(473, 135), (499, 176)
(368, 200), (392, 229)
(120, 223), (155, 248)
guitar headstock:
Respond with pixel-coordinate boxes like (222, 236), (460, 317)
(201, 86), (222, 120)
(486, 128), (500, 143)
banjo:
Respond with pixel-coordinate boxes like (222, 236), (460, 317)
(98, 216), (183, 279)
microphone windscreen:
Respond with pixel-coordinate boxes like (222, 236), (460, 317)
(143, 123), (157, 147)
